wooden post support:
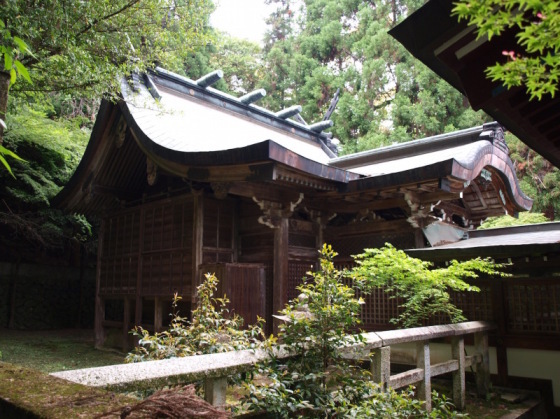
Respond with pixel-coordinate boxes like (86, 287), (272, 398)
(94, 219), (106, 348)
(204, 377), (227, 406)
(451, 336), (466, 410)
(122, 297), (131, 352)
(192, 192), (204, 304)
(272, 217), (289, 334)
(474, 331), (491, 398)
(371, 346), (391, 391)
(416, 341), (432, 412)
(94, 295), (106, 348)
(154, 297), (163, 333)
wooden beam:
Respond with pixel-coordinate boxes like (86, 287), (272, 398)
(470, 181), (488, 209)
(228, 181), (309, 204)
(326, 219), (412, 239)
(317, 197), (408, 213)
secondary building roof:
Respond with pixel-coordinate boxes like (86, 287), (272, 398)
(408, 222), (560, 260)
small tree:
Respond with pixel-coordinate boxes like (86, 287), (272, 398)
(350, 244), (508, 328)
(126, 273), (265, 362)
(243, 244), (367, 417)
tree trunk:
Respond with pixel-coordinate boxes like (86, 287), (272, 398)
(0, 70), (10, 144)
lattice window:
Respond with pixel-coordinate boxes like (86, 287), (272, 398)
(100, 209), (141, 295)
(451, 283), (493, 323)
(507, 280), (560, 334)
(287, 261), (314, 303)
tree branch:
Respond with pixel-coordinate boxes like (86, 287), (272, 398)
(76, 0), (142, 38)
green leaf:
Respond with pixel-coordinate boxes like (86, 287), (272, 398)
(13, 36), (34, 57)
(14, 60), (31, 83)
(9, 68), (16, 84)
(0, 144), (25, 162)
(0, 153), (15, 178)
(4, 52), (13, 72)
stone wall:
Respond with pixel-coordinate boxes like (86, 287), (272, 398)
(0, 262), (95, 329)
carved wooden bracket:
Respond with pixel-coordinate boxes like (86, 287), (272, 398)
(114, 117), (127, 148)
(211, 182), (231, 200)
(147, 158), (158, 186)
(252, 193), (304, 229)
(404, 191), (437, 229)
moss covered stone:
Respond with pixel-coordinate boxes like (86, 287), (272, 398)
(0, 362), (138, 418)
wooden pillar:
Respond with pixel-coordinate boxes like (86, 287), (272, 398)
(135, 207), (145, 327)
(414, 229), (425, 248)
(371, 346), (391, 391)
(122, 297), (131, 352)
(94, 219), (106, 348)
(474, 331), (491, 398)
(493, 278), (509, 385)
(154, 297), (163, 333)
(192, 191), (204, 303)
(451, 336), (466, 410)
(94, 295), (106, 348)
(416, 341), (432, 412)
(273, 217), (289, 334)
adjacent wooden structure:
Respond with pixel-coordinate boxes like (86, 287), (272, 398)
(389, 0), (560, 169)
(55, 68), (531, 348)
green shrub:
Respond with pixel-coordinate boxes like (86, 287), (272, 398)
(126, 273), (265, 362)
(350, 244), (508, 327)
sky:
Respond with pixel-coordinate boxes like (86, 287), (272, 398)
(210, 0), (276, 44)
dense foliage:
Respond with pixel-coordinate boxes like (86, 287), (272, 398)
(479, 212), (549, 230)
(0, 0), (214, 97)
(454, 0), (560, 100)
(0, 103), (93, 256)
(350, 244), (508, 327)
(251, 0), (488, 154)
(2, 104), (90, 209)
(126, 273), (265, 362)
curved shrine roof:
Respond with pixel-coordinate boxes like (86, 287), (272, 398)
(55, 68), (532, 225)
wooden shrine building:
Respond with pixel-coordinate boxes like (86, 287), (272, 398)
(55, 68), (531, 348)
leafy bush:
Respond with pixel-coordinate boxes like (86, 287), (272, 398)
(479, 212), (549, 230)
(242, 244), (467, 417)
(242, 244), (368, 417)
(126, 273), (265, 362)
(350, 244), (508, 328)
(334, 384), (464, 418)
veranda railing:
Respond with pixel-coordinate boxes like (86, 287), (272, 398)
(52, 321), (493, 413)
